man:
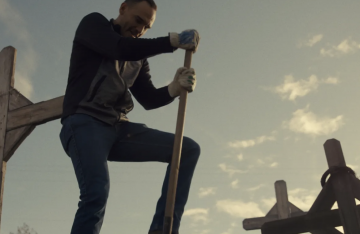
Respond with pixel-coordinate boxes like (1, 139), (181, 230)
(59, 0), (200, 234)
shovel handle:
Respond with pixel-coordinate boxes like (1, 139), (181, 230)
(163, 50), (193, 234)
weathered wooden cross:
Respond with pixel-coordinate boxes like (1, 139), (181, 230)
(0, 46), (64, 231)
(243, 139), (360, 234)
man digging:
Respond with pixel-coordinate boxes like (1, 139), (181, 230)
(59, 0), (201, 234)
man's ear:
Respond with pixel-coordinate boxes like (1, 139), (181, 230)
(119, 2), (127, 15)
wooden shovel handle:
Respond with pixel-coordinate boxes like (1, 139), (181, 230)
(163, 50), (193, 234)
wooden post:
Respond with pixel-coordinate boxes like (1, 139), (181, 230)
(0, 46), (16, 231)
(243, 181), (305, 230)
(308, 177), (336, 213)
(324, 139), (360, 234)
(5, 89), (35, 162)
(275, 180), (290, 219)
(308, 177), (341, 234)
(261, 205), (360, 234)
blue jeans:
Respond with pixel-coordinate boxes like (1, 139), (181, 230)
(59, 114), (200, 234)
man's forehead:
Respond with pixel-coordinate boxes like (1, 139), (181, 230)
(132, 2), (156, 24)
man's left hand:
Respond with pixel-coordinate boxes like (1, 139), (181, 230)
(168, 67), (197, 98)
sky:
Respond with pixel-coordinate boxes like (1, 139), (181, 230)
(1, 0), (360, 233)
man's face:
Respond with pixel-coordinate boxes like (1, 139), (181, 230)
(118, 1), (156, 38)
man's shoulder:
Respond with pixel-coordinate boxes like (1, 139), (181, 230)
(80, 12), (109, 24)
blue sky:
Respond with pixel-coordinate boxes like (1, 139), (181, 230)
(1, 0), (360, 233)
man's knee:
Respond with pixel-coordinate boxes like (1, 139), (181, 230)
(183, 136), (201, 158)
(85, 183), (110, 208)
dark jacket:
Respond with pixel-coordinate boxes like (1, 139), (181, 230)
(61, 12), (176, 125)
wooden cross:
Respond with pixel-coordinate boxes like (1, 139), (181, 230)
(243, 139), (360, 234)
(242, 180), (309, 230)
(0, 46), (64, 231)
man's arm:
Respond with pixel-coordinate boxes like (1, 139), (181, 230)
(74, 12), (176, 61)
(130, 59), (175, 110)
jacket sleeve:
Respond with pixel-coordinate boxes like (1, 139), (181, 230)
(74, 12), (176, 61)
(130, 59), (175, 110)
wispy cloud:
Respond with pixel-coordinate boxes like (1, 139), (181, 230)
(347, 164), (359, 173)
(256, 157), (279, 168)
(261, 197), (276, 210)
(198, 187), (217, 198)
(246, 184), (266, 192)
(0, 0), (36, 99)
(183, 208), (210, 226)
(218, 163), (248, 177)
(288, 188), (317, 211)
(228, 134), (276, 149)
(283, 105), (344, 136)
(298, 34), (323, 47)
(261, 188), (318, 212)
(230, 179), (239, 189)
(320, 38), (360, 57)
(270, 75), (339, 101)
(216, 199), (264, 218)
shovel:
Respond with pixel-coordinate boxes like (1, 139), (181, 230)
(163, 50), (193, 234)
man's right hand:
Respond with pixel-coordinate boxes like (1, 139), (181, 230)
(169, 29), (200, 52)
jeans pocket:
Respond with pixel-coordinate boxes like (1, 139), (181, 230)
(59, 121), (72, 157)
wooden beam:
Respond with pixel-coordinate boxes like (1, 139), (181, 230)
(352, 176), (360, 201)
(243, 215), (279, 230)
(265, 203), (277, 216)
(243, 210), (306, 230)
(0, 162), (6, 226)
(275, 180), (290, 219)
(288, 202), (303, 215)
(9, 87), (32, 110)
(324, 139), (360, 234)
(243, 179), (306, 231)
(4, 88), (35, 162)
(261, 205), (360, 234)
(0, 46), (16, 232)
(308, 177), (336, 213)
(311, 228), (343, 234)
(6, 95), (63, 131)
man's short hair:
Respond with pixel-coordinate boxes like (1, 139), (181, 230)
(124, 0), (157, 10)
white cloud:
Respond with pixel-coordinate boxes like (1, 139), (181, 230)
(218, 163), (248, 177)
(183, 208), (210, 225)
(237, 154), (244, 161)
(221, 228), (233, 234)
(246, 184), (266, 192)
(347, 164), (358, 171)
(0, 0), (36, 99)
(299, 34), (323, 47)
(198, 187), (217, 198)
(216, 199), (264, 218)
(269, 162), (279, 168)
(272, 75), (339, 101)
(283, 105), (344, 136)
(15, 71), (34, 98)
(288, 188), (317, 211)
(257, 159), (265, 165)
(261, 188), (318, 212)
(321, 38), (360, 57)
(261, 197), (276, 210)
(228, 135), (275, 149)
(231, 179), (239, 189)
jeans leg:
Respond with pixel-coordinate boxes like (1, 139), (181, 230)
(150, 137), (200, 234)
(60, 114), (118, 234)
(108, 122), (201, 234)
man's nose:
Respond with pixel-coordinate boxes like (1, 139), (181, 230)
(136, 25), (145, 35)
